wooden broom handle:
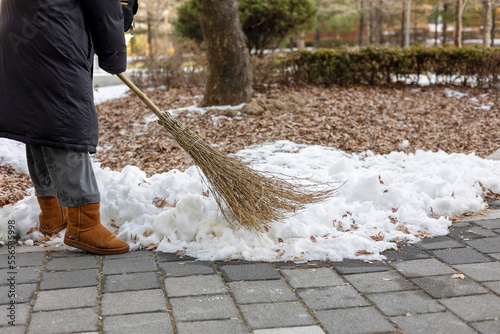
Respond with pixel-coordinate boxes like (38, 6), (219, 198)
(116, 73), (164, 119)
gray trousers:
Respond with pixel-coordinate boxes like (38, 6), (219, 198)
(26, 145), (100, 207)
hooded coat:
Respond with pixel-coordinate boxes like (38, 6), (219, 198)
(0, 0), (127, 153)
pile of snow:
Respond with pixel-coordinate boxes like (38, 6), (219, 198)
(1, 85), (499, 261)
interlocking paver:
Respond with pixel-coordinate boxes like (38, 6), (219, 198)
(343, 271), (415, 293)
(0, 326), (26, 334)
(330, 259), (389, 275)
(430, 248), (492, 264)
(473, 219), (500, 229)
(170, 295), (239, 321)
(440, 294), (500, 321)
(101, 289), (168, 315)
(0, 252), (46, 268)
(239, 301), (315, 329)
(391, 258), (456, 277)
(416, 236), (466, 250)
(102, 271), (161, 293)
(28, 308), (98, 334)
(45, 255), (99, 271)
(365, 290), (444, 316)
(160, 261), (216, 277)
(102, 256), (157, 274)
(471, 320), (500, 334)
(176, 319), (248, 334)
(40, 269), (98, 290)
(0, 283), (36, 305)
(156, 252), (195, 262)
(281, 268), (344, 288)
(490, 253), (500, 261)
(0, 266), (40, 285)
(219, 263), (280, 282)
(297, 284), (369, 310)
(102, 312), (174, 334)
(465, 237), (500, 253)
(411, 275), (488, 298)
(253, 326), (324, 334)
(0, 302), (30, 326)
(34, 287), (97, 311)
(314, 307), (395, 334)
(164, 275), (227, 297)
(448, 226), (498, 240)
(383, 245), (430, 261)
(105, 250), (154, 260)
(229, 280), (297, 304)
(453, 262), (500, 281)
(391, 312), (475, 334)
(483, 281), (500, 294)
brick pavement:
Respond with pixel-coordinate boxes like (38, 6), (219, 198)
(1, 203), (500, 334)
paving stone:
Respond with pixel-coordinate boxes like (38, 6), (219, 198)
(0, 326), (26, 334)
(0, 283), (36, 305)
(102, 312), (173, 334)
(365, 290), (444, 316)
(330, 259), (389, 275)
(34, 287), (98, 311)
(494, 229), (500, 235)
(176, 319), (248, 334)
(453, 262), (500, 281)
(483, 281), (500, 294)
(343, 271), (415, 293)
(229, 280), (296, 304)
(391, 312), (475, 334)
(464, 237), (500, 253)
(170, 295), (239, 321)
(281, 268), (344, 288)
(102, 256), (157, 275)
(314, 307), (395, 334)
(411, 275), (488, 298)
(253, 326), (324, 334)
(0, 252), (47, 268)
(490, 253), (500, 261)
(430, 248), (492, 264)
(40, 269), (98, 290)
(273, 261), (329, 269)
(49, 250), (98, 258)
(155, 252), (195, 262)
(104, 250), (154, 260)
(160, 261), (216, 277)
(440, 294), (500, 321)
(473, 219), (500, 229)
(0, 266), (40, 285)
(101, 289), (167, 315)
(448, 226), (498, 240)
(164, 275), (226, 297)
(391, 258), (456, 277)
(471, 320), (500, 334)
(297, 284), (369, 309)
(102, 272), (161, 293)
(239, 301), (315, 329)
(416, 236), (465, 250)
(28, 308), (98, 334)
(0, 302), (30, 326)
(383, 245), (430, 261)
(45, 255), (99, 271)
(219, 263), (280, 282)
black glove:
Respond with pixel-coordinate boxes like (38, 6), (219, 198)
(122, 0), (138, 33)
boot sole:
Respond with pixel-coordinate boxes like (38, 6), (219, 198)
(64, 237), (129, 255)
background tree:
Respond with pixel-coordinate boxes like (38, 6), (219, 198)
(483, 0), (493, 45)
(199, 0), (252, 106)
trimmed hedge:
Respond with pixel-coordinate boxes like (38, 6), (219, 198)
(266, 46), (500, 88)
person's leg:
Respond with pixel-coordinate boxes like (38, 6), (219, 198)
(26, 145), (67, 235)
(40, 146), (128, 255)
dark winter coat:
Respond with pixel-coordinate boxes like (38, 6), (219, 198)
(0, 0), (127, 153)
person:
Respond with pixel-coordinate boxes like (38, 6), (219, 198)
(0, 0), (130, 254)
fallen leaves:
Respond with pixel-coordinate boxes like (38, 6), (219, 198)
(355, 249), (375, 256)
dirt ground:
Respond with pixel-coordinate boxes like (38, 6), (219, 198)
(1, 84), (499, 207)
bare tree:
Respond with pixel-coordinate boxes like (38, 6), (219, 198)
(483, 0), (493, 46)
(454, 0), (468, 47)
(199, 0), (252, 107)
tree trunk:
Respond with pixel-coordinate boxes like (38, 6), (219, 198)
(492, 5), (497, 46)
(359, 0), (365, 46)
(401, 0), (406, 47)
(376, 0), (384, 44)
(434, 4), (439, 46)
(442, 3), (448, 45)
(369, 0), (374, 43)
(483, 0), (492, 46)
(454, 0), (463, 47)
(200, 0), (252, 107)
(405, 0), (411, 48)
(297, 30), (306, 50)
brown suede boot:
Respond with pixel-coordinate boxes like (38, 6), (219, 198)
(37, 197), (68, 236)
(64, 202), (129, 255)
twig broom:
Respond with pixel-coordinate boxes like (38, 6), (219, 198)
(117, 73), (336, 232)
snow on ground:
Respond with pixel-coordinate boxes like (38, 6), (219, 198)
(1, 85), (499, 261)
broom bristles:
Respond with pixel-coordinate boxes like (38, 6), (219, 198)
(158, 112), (337, 232)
